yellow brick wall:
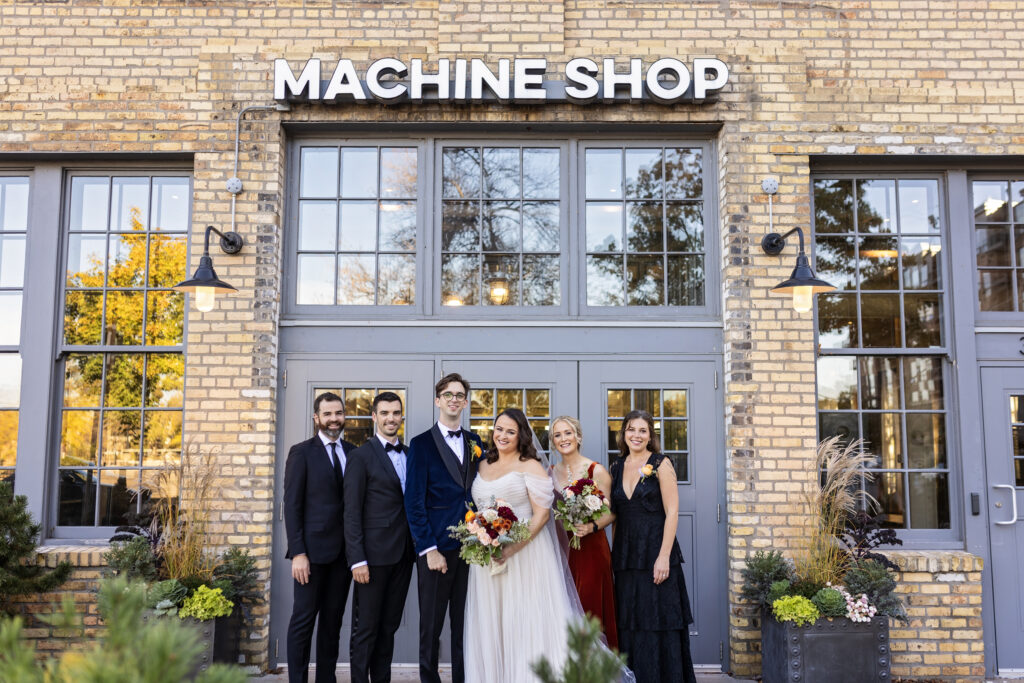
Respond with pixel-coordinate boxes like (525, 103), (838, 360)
(1, 1), (1019, 676)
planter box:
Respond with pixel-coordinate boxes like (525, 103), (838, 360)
(141, 611), (214, 680)
(213, 611), (242, 664)
(761, 613), (890, 683)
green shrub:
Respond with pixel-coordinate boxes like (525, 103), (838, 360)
(104, 536), (158, 583)
(179, 585), (233, 621)
(531, 615), (626, 683)
(811, 587), (847, 618)
(766, 580), (792, 606)
(211, 547), (262, 620)
(790, 578), (826, 600)
(146, 579), (188, 609)
(740, 550), (794, 611)
(844, 558), (906, 621)
(772, 595), (821, 627)
(0, 482), (71, 612)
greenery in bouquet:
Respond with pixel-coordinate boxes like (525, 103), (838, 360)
(741, 436), (906, 625)
(448, 499), (531, 566)
(553, 477), (610, 550)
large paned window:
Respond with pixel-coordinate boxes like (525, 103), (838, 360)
(813, 176), (952, 532)
(57, 174), (189, 528)
(296, 146), (418, 306)
(971, 178), (1024, 312)
(0, 176), (29, 485)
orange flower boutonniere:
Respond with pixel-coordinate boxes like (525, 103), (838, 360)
(471, 443), (483, 461)
(639, 463), (656, 482)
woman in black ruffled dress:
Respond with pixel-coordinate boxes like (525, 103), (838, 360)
(609, 409), (697, 683)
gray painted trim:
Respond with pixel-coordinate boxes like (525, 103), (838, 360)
(278, 319), (722, 328)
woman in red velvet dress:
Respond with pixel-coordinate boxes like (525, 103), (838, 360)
(549, 415), (618, 649)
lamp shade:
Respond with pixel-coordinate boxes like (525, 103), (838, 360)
(172, 254), (238, 295)
(769, 252), (836, 296)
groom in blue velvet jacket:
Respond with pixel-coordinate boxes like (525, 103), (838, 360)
(403, 372), (482, 683)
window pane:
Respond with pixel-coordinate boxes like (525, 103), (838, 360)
(666, 254), (703, 306)
(635, 389), (660, 416)
(482, 148), (520, 199)
(626, 201), (663, 252)
(103, 354), (144, 407)
(859, 236), (899, 289)
(664, 148), (702, 200)
(665, 203), (703, 252)
(903, 357), (943, 410)
(908, 473), (949, 529)
(298, 201), (338, 251)
(61, 411), (100, 466)
(146, 292), (184, 346)
(607, 390), (629, 417)
(626, 254), (663, 305)
(586, 255), (622, 306)
(97, 469), (137, 526)
(63, 291), (103, 345)
(0, 235), (25, 287)
(0, 178), (30, 231)
(978, 269), (1013, 311)
(442, 201), (479, 251)
(586, 203), (622, 252)
(107, 233), (146, 287)
(0, 410), (16, 468)
(339, 201), (377, 251)
(898, 180), (940, 233)
(976, 226), (1011, 266)
(0, 355), (20, 408)
(585, 149), (622, 199)
(814, 179), (854, 234)
(147, 234), (187, 288)
(496, 389), (521, 412)
(905, 293), (942, 348)
(481, 201), (519, 251)
(296, 254), (335, 305)
(664, 390), (687, 417)
(625, 148), (662, 199)
(522, 255), (559, 306)
(867, 472), (905, 528)
(341, 147), (378, 198)
(443, 147), (481, 199)
(0, 293), (20, 345)
(482, 254), (519, 306)
(344, 388), (374, 416)
(379, 201), (416, 251)
(105, 291), (145, 345)
(863, 412), (902, 469)
(522, 201), (559, 252)
(103, 411), (141, 466)
(145, 354), (184, 408)
(300, 147), (339, 198)
(69, 177), (110, 231)
(860, 356), (900, 410)
(111, 177), (150, 231)
(860, 293), (901, 347)
(901, 237), (941, 290)
(377, 254), (415, 305)
(66, 234), (107, 287)
(815, 236), (856, 290)
(380, 147), (417, 198)
(525, 389), (549, 417)
(973, 180), (1009, 222)
(58, 470), (96, 526)
(663, 420), (687, 450)
(337, 254), (376, 305)
(857, 179), (896, 233)
(441, 253), (479, 306)
(817, 293), (858, 348)
(819, 411), (860, 447)
(471, 388), (494, 417)
(906, 413), (946, 468)
(817, 356), (858, 410)
(522, 149), (559, 200)
(151, 177), (189, 231)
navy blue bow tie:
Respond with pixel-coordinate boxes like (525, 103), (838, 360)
(385, 442), (405, 454)
(445, 429), (463, 440)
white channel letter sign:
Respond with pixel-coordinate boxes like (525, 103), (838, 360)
(274, 57), (729, 104)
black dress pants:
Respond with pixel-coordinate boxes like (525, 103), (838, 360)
(287, 556), (352, 683)
(416, 549), (469, 683)
(349, 549), (415, 683)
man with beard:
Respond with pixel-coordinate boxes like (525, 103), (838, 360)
(344, 392), (414, 683)
(284, 391), (357, 683)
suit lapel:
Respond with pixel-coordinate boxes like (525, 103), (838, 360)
(370, 437), (403, 490)
(431, 424), (466, 488)
(462, 433), (477, 488)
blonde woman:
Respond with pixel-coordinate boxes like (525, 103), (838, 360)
(549, 415), (618, 649)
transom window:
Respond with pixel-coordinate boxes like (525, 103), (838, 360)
(606, 388), (690, 482)
(469, 387), (552, 452)
(813, 175), (951, 531)
(313, 387), (408, 446)
(0, 176), (29, 485)
(971, 179), (1024, 312)
(57, 174), (189, 528)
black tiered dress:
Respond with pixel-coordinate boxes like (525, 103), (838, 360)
(610, 452), (697, 683)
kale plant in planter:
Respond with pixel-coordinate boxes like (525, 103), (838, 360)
(741, 437), (906, 683)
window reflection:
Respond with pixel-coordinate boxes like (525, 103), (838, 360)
(971, 178), (1024, 311)
(606, 388), (689, 482)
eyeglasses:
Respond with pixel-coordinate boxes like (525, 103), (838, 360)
(440, 392), (467, 402)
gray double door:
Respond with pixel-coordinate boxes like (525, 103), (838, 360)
(270, 356), (725, 671)
(980, 367), (1024, 674)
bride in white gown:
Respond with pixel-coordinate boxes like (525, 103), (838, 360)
(463, 407), (574, 682)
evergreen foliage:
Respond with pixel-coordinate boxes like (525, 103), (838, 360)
(0, 482), (71, 612)
(844, 559), (907, 621)
(531, 615), (626, 683)
(740, 550), (794, 610)
(103, 536), (158, 582)
(766, 580), (792, 606)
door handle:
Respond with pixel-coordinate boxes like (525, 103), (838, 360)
(992, 484), (1019, 526)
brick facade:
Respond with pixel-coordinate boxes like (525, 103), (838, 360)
(1, 1), (1016, 679)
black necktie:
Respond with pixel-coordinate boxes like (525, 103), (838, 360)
(446, 429), (463, 440)
(329, 442), (343, 486)
(385, 442), (405, 454)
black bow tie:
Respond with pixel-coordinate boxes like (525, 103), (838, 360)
(385, 442), (405, 454)
(445, 429), (463, 440)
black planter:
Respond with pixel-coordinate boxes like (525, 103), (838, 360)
(761, 613), (890, 683)
(213, 610), (242, 664)
(141, 611), (215, 680)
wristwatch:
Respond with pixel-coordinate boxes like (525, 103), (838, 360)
(591, 521), (600, 535)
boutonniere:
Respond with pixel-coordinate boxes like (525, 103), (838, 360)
(638, 463), (657, 482)
(470, 443), (483, 461)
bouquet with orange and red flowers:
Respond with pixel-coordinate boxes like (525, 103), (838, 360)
(448, 497), (530, 567)
(554, 477), (610, 549)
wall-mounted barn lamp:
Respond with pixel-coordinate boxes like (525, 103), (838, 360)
(761, 227), (835, 313)
(173, 225), (244, 312)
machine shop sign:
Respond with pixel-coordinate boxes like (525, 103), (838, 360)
(273, 57), (729, 105)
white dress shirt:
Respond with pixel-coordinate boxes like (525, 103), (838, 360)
(318, 431), (347, 473)
(377, 433), (407, 492)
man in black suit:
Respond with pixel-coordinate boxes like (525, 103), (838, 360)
(404, 373), (482, 683)
(344, 391), (414, 683)
(284, 391), (356, 683)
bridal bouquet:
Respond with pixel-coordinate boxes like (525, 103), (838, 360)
(553, 477), (610, 549)
(448, 498), (530, 568)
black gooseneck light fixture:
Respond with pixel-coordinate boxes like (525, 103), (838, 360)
(173, 225), (244, 312)
(760, 226), (836, 313)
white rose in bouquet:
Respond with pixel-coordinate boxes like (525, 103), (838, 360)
(584, 494), (603, 511)
(482, 508), (499, 523)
